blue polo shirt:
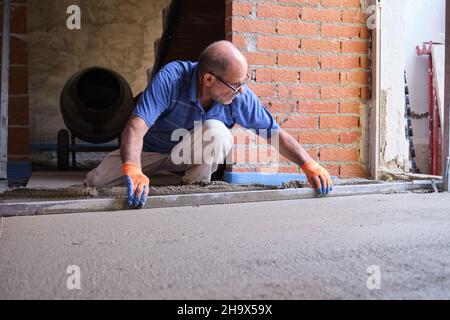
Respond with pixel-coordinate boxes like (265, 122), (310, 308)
(133, 61), (280, 153)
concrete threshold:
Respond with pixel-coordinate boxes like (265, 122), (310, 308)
(0, 180), (442, 217)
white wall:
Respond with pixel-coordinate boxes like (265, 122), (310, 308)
(404, 0), (446, 173)
(379, 0), (410, 171)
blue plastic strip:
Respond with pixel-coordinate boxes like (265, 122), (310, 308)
(223, 171), (308, 186)
(7, 161), (31, 186)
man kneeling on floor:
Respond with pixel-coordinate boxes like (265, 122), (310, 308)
(83, 41), (333, 208)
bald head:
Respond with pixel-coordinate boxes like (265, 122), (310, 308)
(198, 41), (248, 78)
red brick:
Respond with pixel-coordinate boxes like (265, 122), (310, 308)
(360, 27), (370, 39)
(320, 86), (359, 99)
(278, 0), (320, 5)
(8, 96), (28, 126)
(341, 10), (367, 24)
(360, 56), (370, 69)
(340, 131), (360, 144)
(225, 166), (256, 173)
(301, 39), (340, 52)
(257, 36), (300, 51)
(278, 85), (319, 99)
(277, 166), (301, 174)
(226, 2), (252, 17)
(320, 115), (359, 129)
(340, 102), (360, 114)
(301, 7), (342, 22)
(245, 52), (277, 66)
(255, 166), (276, 174)
(321, 24), (361, 38)
(255, 147), (280, 164)
(280, 115), (318, 129)
(0, 5), (27, 34)
(277, 21), (318, 36)
(341, 41), (369, 54)
(320, 147), (359, 161)
(301, 70), (340, 84)
(321, 56), (360, 69)
(256, 165), (299, 174)
(340, 164), (368, 178)
(256, 68), (299, 82)
(0, 36), (27, 65)
(248, 83), (277, 97)
(230, 19), (277, 34)
(341, 71), (369, 84)
(321, 0), (361, 8)
(264, 100), (298, 113)
(231, 148), (251, 164)
(361, 87), (371, 100)
(9, 66), (28, 95)
(256, 131), (279, 147)
(232, 129), (257, 145)
(257, 3), (300, 19)
(305, 147), (319, 160)
(279, 0), (321, 4)
(298, 101), (338, 114)
(322, 164), (340, 176)
(299, 131), (340, 144)
(278, 54), (318, 68)
(229, 34), (247, 49)
(7, 126), (29, 156)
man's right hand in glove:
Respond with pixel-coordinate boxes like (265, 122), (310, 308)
(301, 160), (333, 195)
(122, 162), (150, 208)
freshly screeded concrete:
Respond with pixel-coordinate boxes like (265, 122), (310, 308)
(1, 192), (450, 299)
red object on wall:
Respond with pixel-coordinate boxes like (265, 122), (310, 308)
(416, 42), (441, 175)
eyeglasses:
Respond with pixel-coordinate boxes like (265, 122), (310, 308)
(209, 72), (251, 94)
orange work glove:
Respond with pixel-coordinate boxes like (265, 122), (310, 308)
(122, 162), (150, 208)
(301, 160), (333, 195)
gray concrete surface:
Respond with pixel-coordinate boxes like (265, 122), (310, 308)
(1, 192), (450, 300)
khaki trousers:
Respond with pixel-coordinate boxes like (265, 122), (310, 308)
(83, 119), (233, 187)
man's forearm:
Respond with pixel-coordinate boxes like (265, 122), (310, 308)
(120, 126), (144, 165)
(274, 129), (313, 167)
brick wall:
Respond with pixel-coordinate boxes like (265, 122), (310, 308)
(1, 0), (29, 183)
(225, 0), (370, 178)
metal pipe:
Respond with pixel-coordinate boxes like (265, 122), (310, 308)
(429, 55), (435, 174)
(444, 3), (450, 191)
(0, 0), (11, 186)
(432, 57), (440, 175)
